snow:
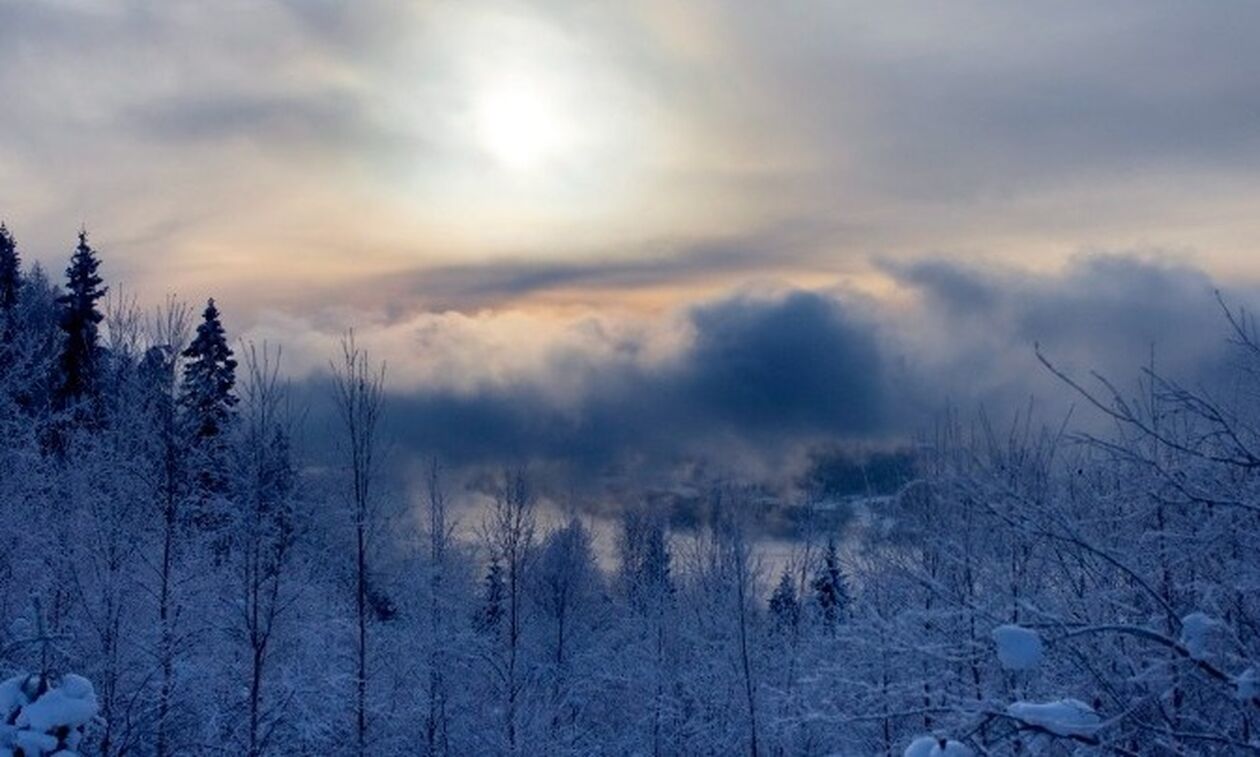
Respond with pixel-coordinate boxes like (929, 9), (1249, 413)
(0, 675), (30, 717)
(16, 675), (98, 732)
(904, 736), (974, 757)
(0, 674), (97, 756)
(1006, 699), (1100, 737)
(991, 624), (1043, 671)
(14, 730), (58, 753)
(1235, 667), (1259, 702)
(1180, 612), (1215, 660)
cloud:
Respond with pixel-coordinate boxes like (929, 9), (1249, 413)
(369, 288), (890, 483)
(7, 1), (1260, 306)
(323, 220), (840, 315)
(679, 291), (884, 434)
(883, 252), (1244, 430)
(716, 2), (1260, 196)
(887, 252), (1228, 369)
(5, 2), (1260, 500)
(277, 253), (1254, 495)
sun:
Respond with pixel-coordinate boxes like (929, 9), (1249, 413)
(475, 76), (574, 171)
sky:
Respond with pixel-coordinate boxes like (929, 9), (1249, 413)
(3, 1), (1260, 492)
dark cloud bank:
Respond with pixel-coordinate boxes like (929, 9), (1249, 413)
(386, 289), (886, 475)
(301, 253), (1252, 497)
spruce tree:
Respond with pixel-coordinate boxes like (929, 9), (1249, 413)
(180, 298), (238, 441)
(812, 538), (850, 635)
(769, 570), (800, 635)
(474, 557), (506, 635)
(179, 299), (238, 536)
(53, 230), (107, 410)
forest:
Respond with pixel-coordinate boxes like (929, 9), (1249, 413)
(1, 224), (1258, 755)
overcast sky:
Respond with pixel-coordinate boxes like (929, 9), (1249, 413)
(3, 1), (1258, 488)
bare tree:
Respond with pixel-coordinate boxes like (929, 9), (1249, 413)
(329, 332), (385, 757)
(531, 515), (599, 746)
(725, 506), (763, 757)
(68, 291), (161, 756)
(145, 296), (191, 757)
(480, 468), (536, 754)
(423, 458), (455, 757)
(686, 489), (763, 757)
(233, 343), (298, 757)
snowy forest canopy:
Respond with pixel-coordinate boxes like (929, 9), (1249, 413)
(1, 224), (1259, 756)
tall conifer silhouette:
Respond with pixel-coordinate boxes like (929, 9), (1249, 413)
(0, 224), (20, 344)
(0, 224), (19, 312)
(180, 298), (238, 441)
(180, 299), (238, 518)
(53, 230), (107, 411)
(811, 538), (850, 636)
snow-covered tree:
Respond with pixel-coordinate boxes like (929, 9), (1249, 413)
(618, 510), (672, 612)
(1, 263), (60, 422)
(136, 299), (192, 757)
(478, 468), (536, 753)
(0, 223), (20, 344)
(329, 332), (385, 756)
(811, 537), (849, 635)
(227, 343), (298, 757)
(612, 510), (678, 754)
(769, 570), (800, 637)
(420, 459), (456, 757)
(530, 517), (601, 749)
(473, 557), (506, 637)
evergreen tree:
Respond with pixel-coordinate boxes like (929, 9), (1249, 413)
(474, 557), (506, 636)
(180, 298), (238, 441)
(179, 299), (237, 535)
(0, 225), (21, 387)
(618, 512), (673, 612)
(638, 519), (672, 597)
(811, 538), (850, 635)
(0, 223), (20, 333)
(768, 569), (800, 635)
(53, 230), (107, 411)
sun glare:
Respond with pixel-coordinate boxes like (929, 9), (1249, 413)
(475, 76), (573, 171)
(407, 6), (653, 224)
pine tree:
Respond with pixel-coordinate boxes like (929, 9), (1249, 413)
(53, 230), (107, 411)
(180, 298), (238, 441)
(769, 570), (800, 635)
(474, 557), (506, 636)
(812, 538), (850, 636)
